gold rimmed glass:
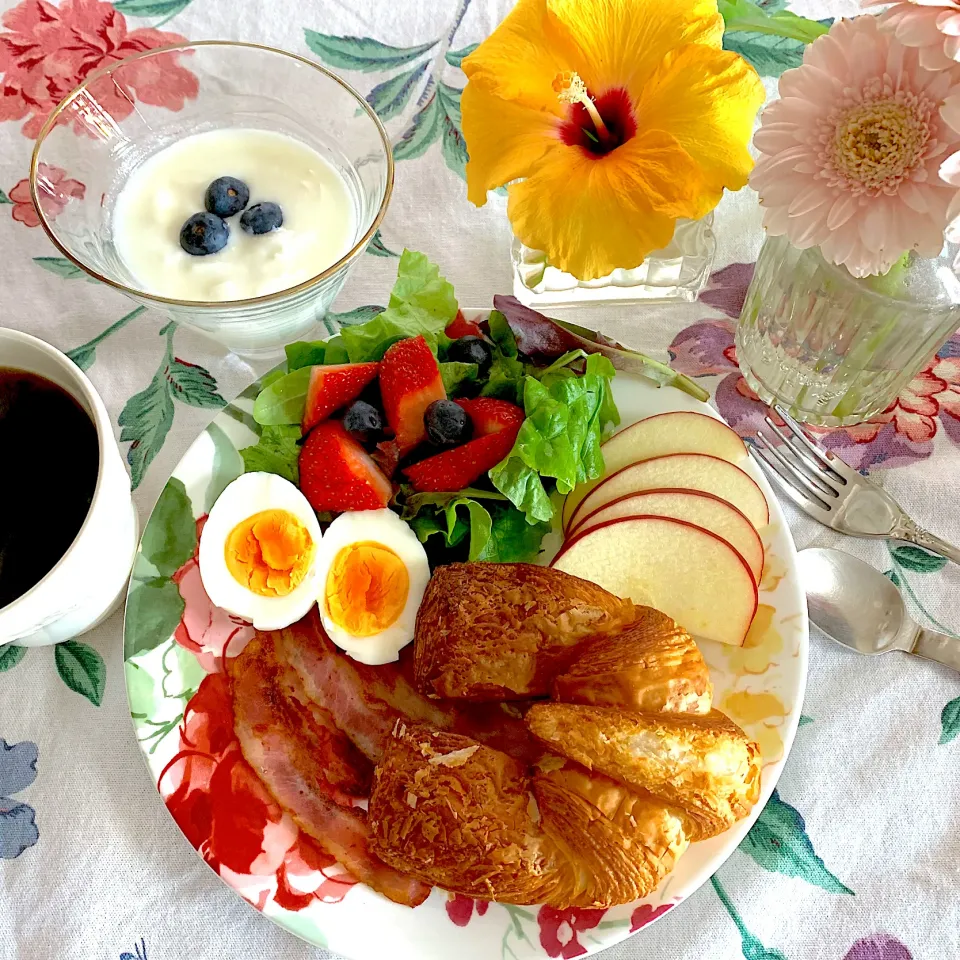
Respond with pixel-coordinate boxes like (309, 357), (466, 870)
(30, 41), (394, 357)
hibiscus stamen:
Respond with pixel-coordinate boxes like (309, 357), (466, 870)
(553, 71), (611, 141)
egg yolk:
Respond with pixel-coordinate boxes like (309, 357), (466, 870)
(225, 509), (314, 597)
(324, 541), (410, 637)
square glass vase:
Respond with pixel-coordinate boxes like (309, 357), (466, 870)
(510, 215), (716, 308)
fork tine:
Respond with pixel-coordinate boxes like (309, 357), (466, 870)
(755, 433), (838, 509)
(760, 417), (844, 496)
(751, 446), (836, 524)
(772, 405), (852, 482)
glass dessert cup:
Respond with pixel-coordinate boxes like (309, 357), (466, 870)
(30, 41), (393, 358)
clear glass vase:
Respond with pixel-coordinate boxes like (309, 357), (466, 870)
(510, 215), (716, 308)
(735, 235), (960, 426)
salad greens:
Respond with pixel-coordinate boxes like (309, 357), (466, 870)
(402, 488), (551, 564)
(239, 248), (695, 566)
(490, 352), (619, 523)
(239, 424), (300, 484)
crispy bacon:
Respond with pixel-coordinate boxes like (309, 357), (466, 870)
(230, 636), (430, 907)
(274, 610), (542, 764)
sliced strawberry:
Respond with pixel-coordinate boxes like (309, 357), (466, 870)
(299, 421), (392, 512)
(379, 335), (446, 455)
(403, 430), (519, 493)
(454, 397), (525, 437)
(301, 361), (380, 433)
(445, 310), (483, 340)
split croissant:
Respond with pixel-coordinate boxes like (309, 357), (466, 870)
(369, 563), (762, 908)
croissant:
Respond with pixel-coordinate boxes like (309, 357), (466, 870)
(526, 703), (761, 840)
(534, 760), (689, 905)
(368, 723), (690, 908)
(413, 562), (636, 700)
(551, 606), (713, 713)
(368, 723), (561, 905)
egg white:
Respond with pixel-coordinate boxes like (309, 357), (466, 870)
(198, 472), (323, 630)
(314, 509), (430, 665)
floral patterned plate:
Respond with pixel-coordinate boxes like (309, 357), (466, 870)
(123, 342), (808, 960)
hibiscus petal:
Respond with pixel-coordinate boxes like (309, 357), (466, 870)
(506, 145), (678, 279)
(462, 0), (572, 113)
(547, 0), (723, 100)
(462, 81), (561, 207)
(638, 44), (764, 199)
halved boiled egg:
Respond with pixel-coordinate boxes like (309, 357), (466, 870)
(314, 509), (430, 665)
(198, 472), (323, 630)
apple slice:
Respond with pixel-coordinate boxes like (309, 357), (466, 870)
(563, 411), (748, 530)
(552, 516), (758, 646)
(570, 488), (763, 582)
(567, 453), (769, 533)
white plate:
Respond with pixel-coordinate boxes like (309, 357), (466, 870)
(123, 318), (807, 959)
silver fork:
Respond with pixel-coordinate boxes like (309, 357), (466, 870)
(751, 405), (960, 565)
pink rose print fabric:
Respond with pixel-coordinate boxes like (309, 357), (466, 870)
(0, 0), (197, 139)
(7, 162), (83, 227)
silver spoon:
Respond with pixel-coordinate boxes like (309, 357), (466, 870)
(797, 547), (960, 672)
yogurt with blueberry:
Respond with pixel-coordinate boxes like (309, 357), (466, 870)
(112, 129), (356, 302)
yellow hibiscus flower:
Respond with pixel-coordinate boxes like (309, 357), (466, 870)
(462, 0), (765, 280)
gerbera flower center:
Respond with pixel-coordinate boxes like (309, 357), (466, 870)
(554, 72), (636, 158)
(820, 88), (935, 196)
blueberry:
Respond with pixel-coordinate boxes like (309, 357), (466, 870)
(240, 202), (283, 235)
(424, 399), (472, 447)
(179, 212), (229, 256)
(343, 400), (383, 442)
(204, 176), (250, 218)
(447, 335), (493, 374)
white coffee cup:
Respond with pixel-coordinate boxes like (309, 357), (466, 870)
(0, 328), (138, 646)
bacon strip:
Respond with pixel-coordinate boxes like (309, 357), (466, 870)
(274, 611), (541, 764)
(230, 636), (430, 907)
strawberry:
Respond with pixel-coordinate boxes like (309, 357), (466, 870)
(454, 397), (525, 437)
(299, 421), (393, 511)
(379, 335), (446, 454)
(301, 362), (380, 433)
(445, 310), (483, 340)
(403, 425), (521, 493)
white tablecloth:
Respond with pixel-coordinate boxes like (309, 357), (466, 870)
(1, 1), (958, 959)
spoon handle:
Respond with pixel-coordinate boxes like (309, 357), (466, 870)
(912, 629), (960, 673)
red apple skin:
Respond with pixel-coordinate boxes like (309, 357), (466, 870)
(568, 486), (764, 582)
(562, 411), (749, 528)
(601, 411), (748, 460)
(565, 452), (770, 534)
(552, 514), (759, 647)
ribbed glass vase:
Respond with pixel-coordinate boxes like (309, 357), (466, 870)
(736, 235), (960, 426)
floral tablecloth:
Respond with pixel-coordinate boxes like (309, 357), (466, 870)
(1, 1), (959, 959)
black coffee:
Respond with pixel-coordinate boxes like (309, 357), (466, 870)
(0, 368), (99, 609)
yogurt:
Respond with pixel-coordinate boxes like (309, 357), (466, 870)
(113, 129), (357, 301)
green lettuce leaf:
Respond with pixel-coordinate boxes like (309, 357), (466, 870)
(340, 249), (458, 361)
(402, 488), (546, 563)
(253, 367), (311, 425)
(324, 336), (349, 365)
(490, 354), (618, 523)
(239, 424), (301, 483)
(439, 361), (478, 395)
(479, 310), (525, 402)
(285, 340), (327, 370)
(407, 496), (493, 561)
(478, 503), (551, 562)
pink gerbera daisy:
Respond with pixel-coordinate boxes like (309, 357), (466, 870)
(750, 15), (960, 277)
(862, 0), (960, 70)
